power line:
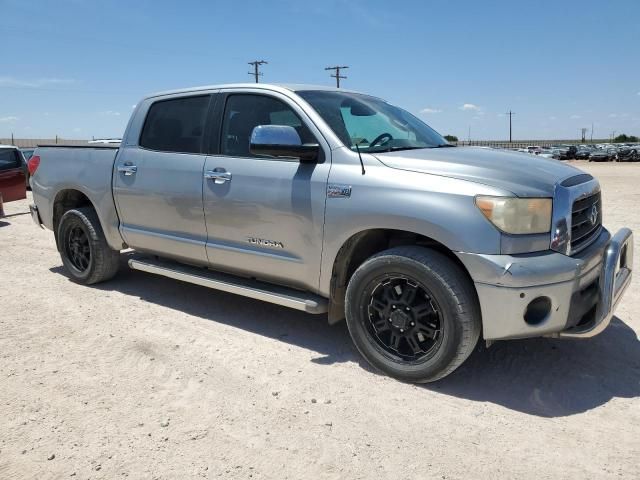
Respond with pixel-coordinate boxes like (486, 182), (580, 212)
(505, 110), (516, 143)
(248, 60), (268, 83)
(325, 65), (349, 88)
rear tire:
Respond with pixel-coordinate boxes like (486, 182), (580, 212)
(345, 246), (481, 383)
(57, 207), (120, 285)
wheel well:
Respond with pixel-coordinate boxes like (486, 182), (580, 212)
(327, 229), (474, 324)
(52, 189), (93, 242)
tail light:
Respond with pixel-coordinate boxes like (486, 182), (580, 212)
(28, 155), (40, 175)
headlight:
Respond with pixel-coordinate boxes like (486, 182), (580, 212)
(475, 196), (552, 235)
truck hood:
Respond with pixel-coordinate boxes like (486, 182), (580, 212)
(373, 146), (583, 197)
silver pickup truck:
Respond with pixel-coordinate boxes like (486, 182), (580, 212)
(29, 83), (633, 382)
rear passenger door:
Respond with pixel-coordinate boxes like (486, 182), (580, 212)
(0, 148), (26, 203)
(113, 93), (216, 264)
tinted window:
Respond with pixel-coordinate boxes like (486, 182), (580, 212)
(140, 95), (210, 153)
(221, 94), (315, 157)
(0, 149), (20, 171)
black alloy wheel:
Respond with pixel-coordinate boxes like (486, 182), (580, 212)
(64, 225), (92, 272)
(367, 276), (443, 362)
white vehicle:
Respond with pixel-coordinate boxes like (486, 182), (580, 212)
(526, 146), (542, 154)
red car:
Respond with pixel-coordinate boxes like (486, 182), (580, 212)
(0, 145), (27, 207)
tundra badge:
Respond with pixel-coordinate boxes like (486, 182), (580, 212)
(247, 237), (284, 249)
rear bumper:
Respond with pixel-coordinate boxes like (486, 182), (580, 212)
(29, 204), (44, 228)
(457, 228), (633, 340)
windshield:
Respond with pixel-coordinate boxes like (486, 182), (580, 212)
(296, 90), (449, 153)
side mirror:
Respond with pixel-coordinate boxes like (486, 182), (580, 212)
(249, 125), (319, 162)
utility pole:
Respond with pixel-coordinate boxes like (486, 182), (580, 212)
(248, 60), (268, 83)
(580, 128), (588, 143)
(505, 110), (516, 143)
(590, 122), (594, 142)
(325, 65), (349, 88)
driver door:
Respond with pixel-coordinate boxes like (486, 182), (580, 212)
(202, 91), (331, 292)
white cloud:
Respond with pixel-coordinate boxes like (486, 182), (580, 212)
(570, 114), (582, 119)
(608, 113), (618, 118)
(0, 116), (18, 123)
(420, 107), (442, 114)
(100, 110), (121, 116)
(548, 116), (557, 120)
(0, 76), (75, 88)
(460, 103), (480, 111)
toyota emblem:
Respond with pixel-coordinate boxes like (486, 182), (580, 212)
(590, 204), (598, 225)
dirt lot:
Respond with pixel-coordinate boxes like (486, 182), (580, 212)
(1, 162), (638, 479)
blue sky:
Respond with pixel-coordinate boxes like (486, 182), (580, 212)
(1, 0), (639, 140)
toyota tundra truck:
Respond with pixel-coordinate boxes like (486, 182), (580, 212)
(28, 84), (633, 382)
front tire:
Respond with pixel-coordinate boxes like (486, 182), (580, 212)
(57, 207), (120, 285)
(345, 246), (481, 383)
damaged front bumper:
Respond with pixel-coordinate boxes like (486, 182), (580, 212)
(456, 228), (633, 341)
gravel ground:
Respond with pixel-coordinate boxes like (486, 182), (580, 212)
(0, 161), (638, 479)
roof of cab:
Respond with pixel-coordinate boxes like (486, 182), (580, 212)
(144, 83), (363, 100)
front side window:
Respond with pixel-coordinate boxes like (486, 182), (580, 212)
(0, 149), (20, 171)
(297, 90), (449, 153)
(140, 95), (210, 154)
(221, 94), (315, 157)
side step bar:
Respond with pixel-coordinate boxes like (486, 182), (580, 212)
(128, 257), (328, 314)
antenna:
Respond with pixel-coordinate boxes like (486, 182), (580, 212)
(354, 142), (366, 175)
(248, 60), (268, 83)
(325, 65), (349, 88)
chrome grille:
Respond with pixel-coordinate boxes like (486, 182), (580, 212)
(570, 192), (602, 253)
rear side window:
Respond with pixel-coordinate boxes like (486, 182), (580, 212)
(0, 149), (20, 171)
(140, 95), (210, 154)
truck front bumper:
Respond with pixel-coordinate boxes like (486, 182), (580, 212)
(456, 228), (633, 340)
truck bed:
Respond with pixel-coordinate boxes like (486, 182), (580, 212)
(31, 145), (123, 250)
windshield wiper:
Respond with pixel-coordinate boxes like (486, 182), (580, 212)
(429, 144), (456, 148)
(368, 146), (427, 153)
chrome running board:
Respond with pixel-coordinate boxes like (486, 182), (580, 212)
(128, 257), (328, 314)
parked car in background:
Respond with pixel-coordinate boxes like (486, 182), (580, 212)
(21, 148), (35, 161)
(561, 145), (578, 159)
(538, 147), (554, 158)
(0, 145), (27, 204)
(589, 149), (610, 162)
(575, 147), (592, 160)
(20, 148), (35, 188)
(526, 146), (542, 155)
(551, 147), (570, 160)
(616, 147), (637, 162)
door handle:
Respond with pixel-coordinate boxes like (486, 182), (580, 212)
(117, 164), (137, 176)
(204, 169), (232, 184)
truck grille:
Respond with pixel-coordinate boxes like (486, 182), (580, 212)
(571, 192), (602, 252)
